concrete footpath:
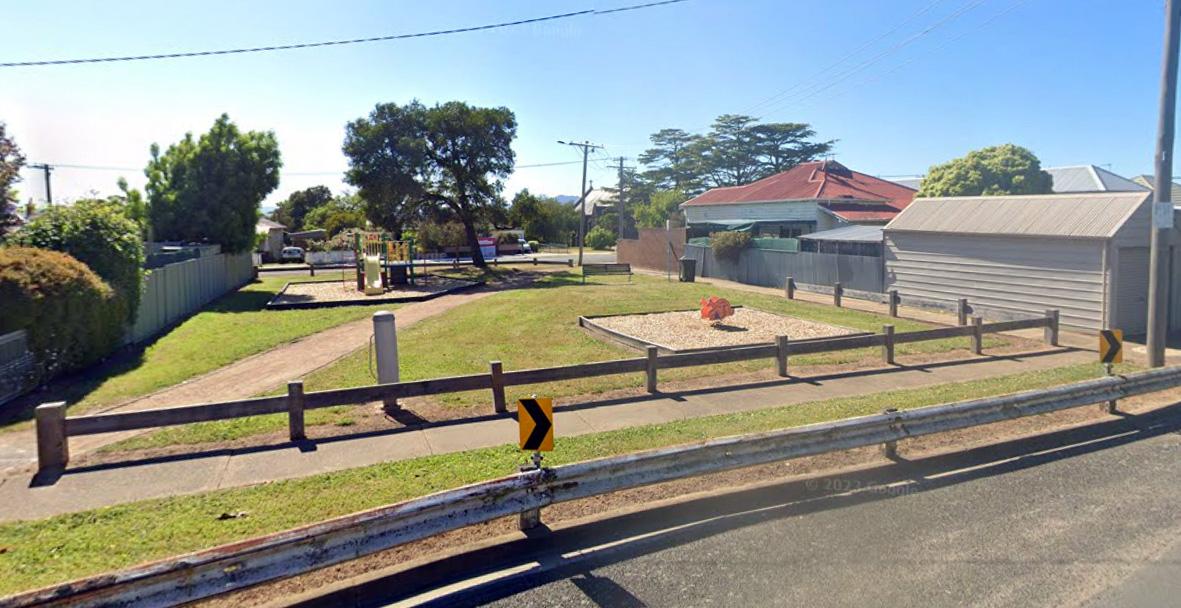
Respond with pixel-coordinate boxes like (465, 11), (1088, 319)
(0, 346), (1091, 521)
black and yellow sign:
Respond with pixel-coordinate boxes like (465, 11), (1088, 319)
(1100, 329), (1123, 364)
(518, 397), (554, 451)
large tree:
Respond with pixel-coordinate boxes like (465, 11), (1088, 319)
(918, 144), (1053, 197)
(639, 115), (832, 195)
(1, 122), (26, 234)
(343, 100), (516, 267)
(508, 189), (579, 245)
(146, 114), (282, 253)
(271, 185), (333, 231)
(303, 192), (367, 237)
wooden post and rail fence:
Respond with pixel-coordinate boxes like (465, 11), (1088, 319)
(33, 309), (1061, 473)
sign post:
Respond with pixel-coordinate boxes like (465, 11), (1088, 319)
(1100, 329), (1123, 413)
(517, 395), (554, 530)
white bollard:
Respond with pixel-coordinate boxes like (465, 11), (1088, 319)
(373, 311), (400, 410)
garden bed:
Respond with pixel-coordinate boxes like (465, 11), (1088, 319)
(581, 307), (863, 353)
(267, 276), (482, 309)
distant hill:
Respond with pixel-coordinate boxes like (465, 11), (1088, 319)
(554, 195), (579, 204)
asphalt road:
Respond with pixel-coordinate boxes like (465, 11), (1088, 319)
(404, 406), (1181, 608)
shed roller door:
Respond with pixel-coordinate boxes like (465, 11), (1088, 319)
(1116, 247), (1149, 334)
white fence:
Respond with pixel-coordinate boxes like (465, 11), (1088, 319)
(306, 250), (356, 266)
(126, 252), (254, 344)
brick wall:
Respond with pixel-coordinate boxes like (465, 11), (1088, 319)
(617, 227), (686, 271)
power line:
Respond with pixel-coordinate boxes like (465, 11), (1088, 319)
(0, 0), (688, 68)
(739, 0), (949, 116)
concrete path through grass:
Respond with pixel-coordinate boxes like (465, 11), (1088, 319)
(0, 347), (1091, 521)
(0, 287), (503, 475)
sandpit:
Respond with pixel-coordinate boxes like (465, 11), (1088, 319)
(584, 307), (859, 352)
(267, 276), (479, 309)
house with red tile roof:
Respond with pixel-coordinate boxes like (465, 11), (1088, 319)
(679, 160), (916, 237)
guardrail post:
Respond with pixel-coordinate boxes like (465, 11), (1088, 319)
(833, 282), (842, 307)
(646, 346), (659, 393)
(776, 335), (789, 377)
(490, 361), (506, 413)
(882, 325), (895, 365)
(373, 311), (400, 411)
(957, 298), (968, 326)
(971, 316), (983, 355)
(888, 289), (899, 317)
(287, 381), (306, 441)
(35, 401), (69, 472)
(881, 407), (899, 459)
(1045, 309), (1059, 346)
(784, 276), (795, 299)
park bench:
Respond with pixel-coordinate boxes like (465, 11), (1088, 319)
(582, 262), (632, 284)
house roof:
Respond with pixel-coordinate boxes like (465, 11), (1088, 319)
(818, 200), (900, 223)
(1131, 174), (1181, 201)
(888, 177), (924, 190)
(1044, 165), (1147, 193)
(884, 192), (1151, 239)
(681, 161), (917, 209)
(583, 188), (617, 216)
(257, 218), (286, 230)
(799, 224), (883, 243)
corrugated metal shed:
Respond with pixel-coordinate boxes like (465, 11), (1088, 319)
(1045, 165), (1147, 193)
(884, 192), (1150, 239)
(799, 225), (883, 243)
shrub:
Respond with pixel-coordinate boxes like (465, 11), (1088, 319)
(0, 247), (125, 382)
(8, 199), (145, 321)
(496, 232), (517, 245)
(586, 226), (617, 250)
(527, 240), (539, 252)
(710, 231), (750, 262)
(415, 222), (467, 252)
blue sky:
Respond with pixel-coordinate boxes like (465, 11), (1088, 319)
(0, 0), (1169, 209)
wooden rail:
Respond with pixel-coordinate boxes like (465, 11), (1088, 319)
(33, 310), (1060, 472)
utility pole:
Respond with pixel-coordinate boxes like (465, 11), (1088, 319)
(558, 140), (603, 266)
(30, 163), (53, 206)
(1148, 0), (1181, 367)
(610, 156), (635, 240)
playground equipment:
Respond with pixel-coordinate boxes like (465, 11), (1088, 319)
(354, 232), (416, 294)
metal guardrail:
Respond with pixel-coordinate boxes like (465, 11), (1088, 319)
(32, 311), (1060, 472)
(9, 365), (1179, 608)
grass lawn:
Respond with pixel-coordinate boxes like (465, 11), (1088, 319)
(111, 270), (1004, 451)
(0, 275), (399, 432)
(0, 362), (1114, 596)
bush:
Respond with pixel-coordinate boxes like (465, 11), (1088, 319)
(586, 226), (617, 250)
(415, 222), (467, 252)
(496, 232), (518, 245)
(527, 240), (539, 252)
(8, 199), (145, 321)
(710, 231), (750, 262)
(0, 247), (125, 382)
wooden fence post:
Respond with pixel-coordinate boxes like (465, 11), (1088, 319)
(833, 282), (842, 307)
(646, 346), (659, 393)
(882, 325), (895, 365)
(776, 335), (789, 377)
(971, 316), (983, 355)
(490, 361), (507, 413)
(888, 289), (899, 317)
(784, 276), (795, 300)
(1045, 309), (1060, 346)
(287, 381), (306, 441)
(957, 298), (969, 326)
(35, 401), (69, 472)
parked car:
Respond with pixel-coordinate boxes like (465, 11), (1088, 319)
(280, 246), (305, 263)
(518, 238), (532, 254)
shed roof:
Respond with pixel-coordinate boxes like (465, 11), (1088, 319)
(884, 192), (1150, 239)
(799, 224), (883, 243)
(1131, 174), (1181, 202)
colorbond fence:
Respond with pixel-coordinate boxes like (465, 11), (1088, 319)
(35, 311), (1059, 472)
(683, 243), (884, 293)
(126, 252), (254, 344)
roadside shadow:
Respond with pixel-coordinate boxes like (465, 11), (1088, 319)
(383, 402), (1181, 607)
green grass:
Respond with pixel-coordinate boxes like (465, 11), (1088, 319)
(109, 271), (1005, 451)
(0, 276), (400, 432)
(0, 362), (1115, 596)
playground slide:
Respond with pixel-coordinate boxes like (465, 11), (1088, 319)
(363, 255), (384, 295)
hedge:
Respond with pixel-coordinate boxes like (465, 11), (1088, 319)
(0, 247), (125, 382)
(710, 230), (751, 261)
(7, 199), (145, 322)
